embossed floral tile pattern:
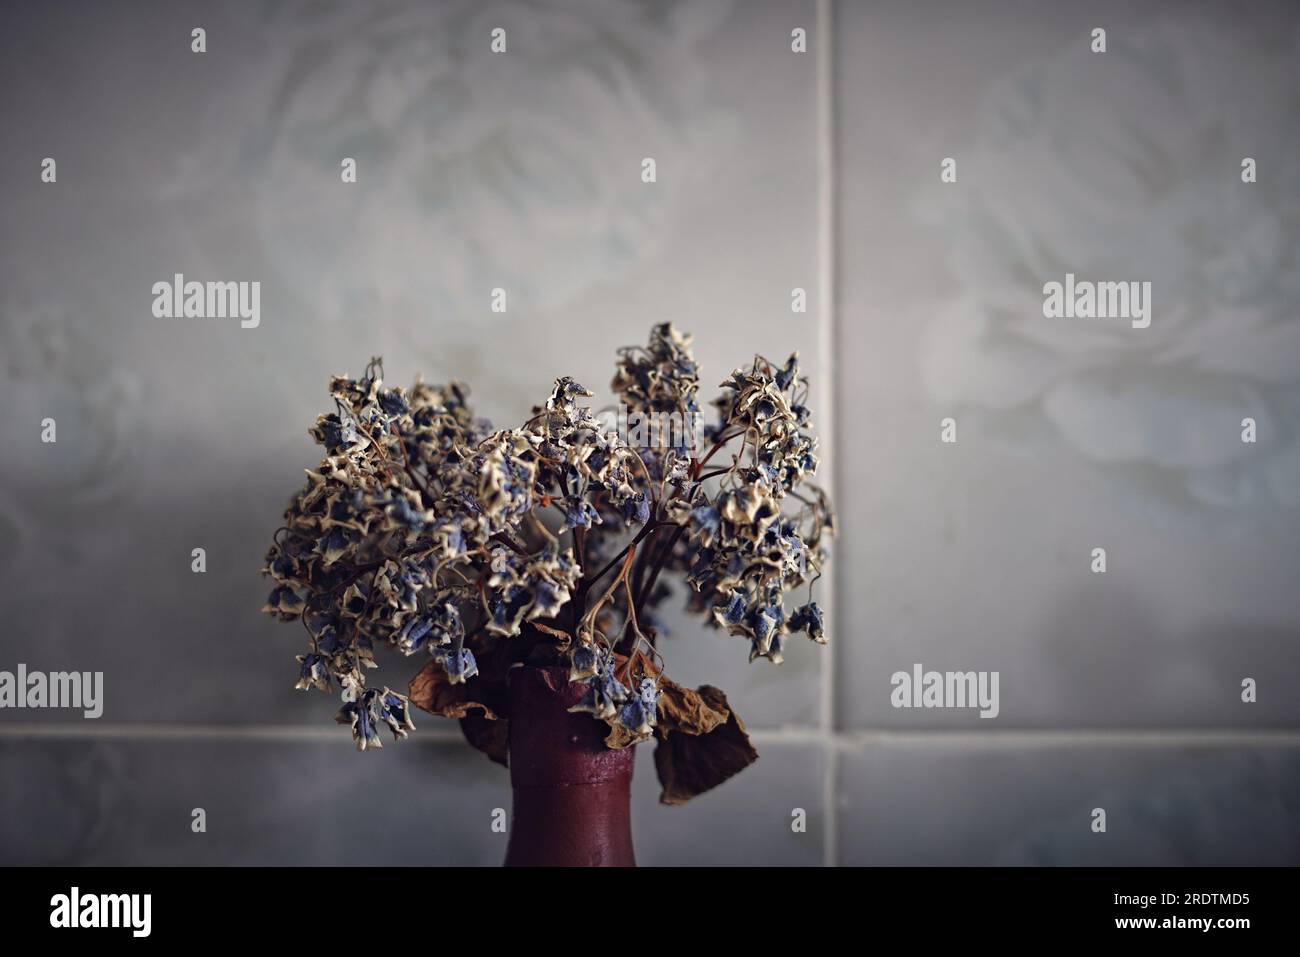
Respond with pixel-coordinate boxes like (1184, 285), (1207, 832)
(0, 0), (824, 729)
(835, 0), (1300, 728)
(2, 0), (1300, 866)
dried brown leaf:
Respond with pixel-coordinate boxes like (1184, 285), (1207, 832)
(655, 676), (729, 738)
(603, 721), (648, 750)
(408, 658), (502, 720)
(409, 659), (510, 766)
(653, 685), (758, 805)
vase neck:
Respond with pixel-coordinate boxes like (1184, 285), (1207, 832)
(503, 665), (636, 867)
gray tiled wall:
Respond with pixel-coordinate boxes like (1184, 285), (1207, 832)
(2, 0), (1298, 865)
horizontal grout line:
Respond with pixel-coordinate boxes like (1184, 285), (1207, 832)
(828, 729), (1300, 749)
(1, 724), (1298, 747)
(0, 723), (465, 743)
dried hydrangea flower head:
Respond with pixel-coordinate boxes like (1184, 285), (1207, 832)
(262, 325), (834, 802)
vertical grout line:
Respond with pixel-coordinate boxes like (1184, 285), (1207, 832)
(815, 0), (839, 868)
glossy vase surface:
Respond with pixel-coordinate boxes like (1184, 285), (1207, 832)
(503, 665), (636, 867)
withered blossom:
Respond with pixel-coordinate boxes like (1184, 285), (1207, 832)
(262, 327), (834, 801)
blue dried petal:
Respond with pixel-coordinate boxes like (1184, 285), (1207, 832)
(377, 689), (415, 739)
(313, 413), (346, 451)
(378, 389), (409, 416)
(687, 547), (715, 584)
(435, 646), (478, 684)
(564, 499), (601, 529)
(440, 522), (466, 555)
(337, 698), (384, 751)
(721, 590), (747, 625)
(570, 642), (599, 680)
(337, 414), (360, 446)
(489, 583), (533, 635)
(532, 579), (566, 619)
(568, 648), (629, 720)
(690, 504), (721, 545)
(318, 527), (354, 564)
(636, 676), (659, 710)
(386, 496), (427, 531)
(315, 624), (343, 655)
(430, 600), (464, 642)
(617, 697), (654, 736)
(775, 355), (798, 391)
(263, 585), (306, 617)
(396, 616), (435, 655)
(295, 653), (331, 692)
(752, 629), (786, 663)
(790, 601), (825, 641)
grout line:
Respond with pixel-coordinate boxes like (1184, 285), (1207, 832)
(815, 0), (839, 869)
(831, 728), (1300, 748)
(2, 724), (1298, 747)
(0, 723), (465, 743)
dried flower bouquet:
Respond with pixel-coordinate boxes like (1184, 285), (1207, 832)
(262, 324), (833, 803)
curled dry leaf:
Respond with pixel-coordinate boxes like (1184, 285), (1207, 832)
(408, 658), (502, 720)
(653, 685), (758, 805)
(408, 658), (510, 765)
(604, 723), (644, 750)
(655, 676), (729, 738)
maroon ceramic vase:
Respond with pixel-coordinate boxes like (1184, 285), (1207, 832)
(503, 664), (636, 867)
